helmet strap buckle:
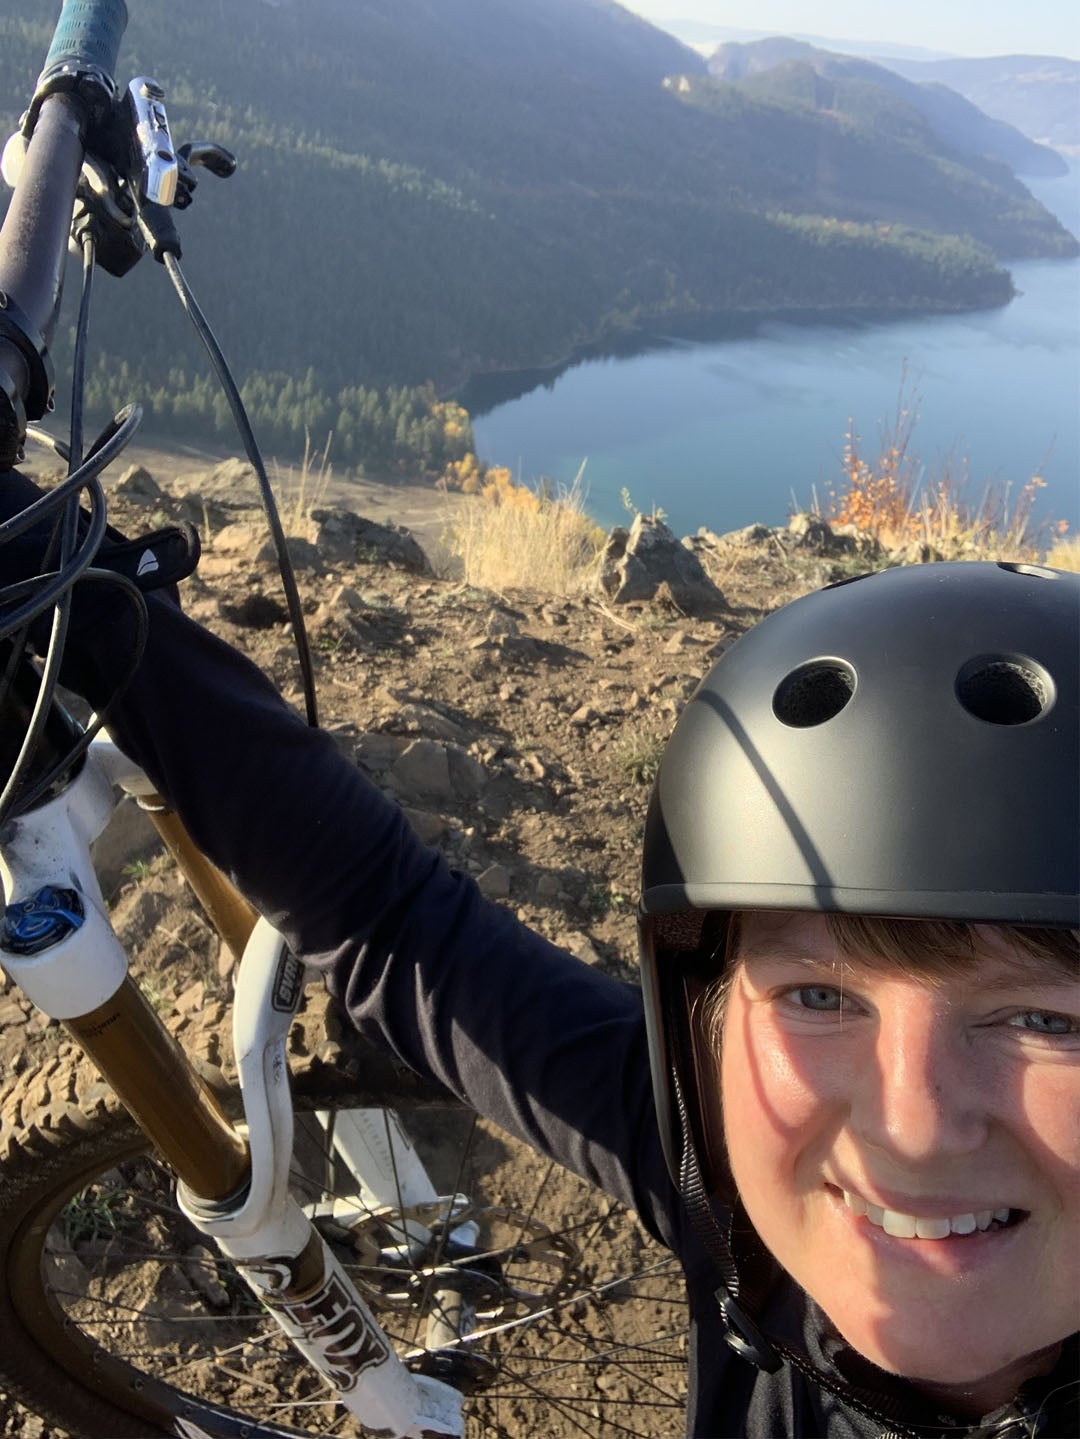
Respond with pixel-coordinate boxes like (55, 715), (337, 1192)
(716, 1289), (782, 1372)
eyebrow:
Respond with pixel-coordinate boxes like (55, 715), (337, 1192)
(966, 970), (1079, 994)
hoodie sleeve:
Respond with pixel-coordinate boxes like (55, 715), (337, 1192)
(54, 582), (679, 1245)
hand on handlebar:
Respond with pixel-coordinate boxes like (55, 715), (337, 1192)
(0, 465), (199, 653)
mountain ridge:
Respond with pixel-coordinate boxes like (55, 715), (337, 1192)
(707, 38), (1067, 177)
(881, 54), (1080, 153)
(0, 0), (1073, 457)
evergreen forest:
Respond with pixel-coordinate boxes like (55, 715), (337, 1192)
(0, 0), (1074, 474)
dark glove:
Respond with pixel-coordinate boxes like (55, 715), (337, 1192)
(0, 465), (200, 652)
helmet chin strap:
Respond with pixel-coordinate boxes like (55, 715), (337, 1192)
(673, 1069), (782, 1373)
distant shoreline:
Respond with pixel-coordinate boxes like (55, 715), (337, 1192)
(455, 292), (1017, 417)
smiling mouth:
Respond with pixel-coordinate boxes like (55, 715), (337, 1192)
(830, 1186), (1029, 1240)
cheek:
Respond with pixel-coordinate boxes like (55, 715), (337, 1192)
(719, 1002), (837, 1198)
(1021, 1066), (1080, 1210)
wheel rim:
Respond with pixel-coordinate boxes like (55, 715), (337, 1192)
(12, 1102), (688, 1437)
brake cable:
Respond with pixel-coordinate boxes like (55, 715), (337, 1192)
(4, 70), (320, 736)
(156, 243), (320, 729)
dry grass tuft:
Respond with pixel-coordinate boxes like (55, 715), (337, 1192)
(1046, 533), (1080, 572)
(272, 431), (334, 535)
(442, 464), (604, 594)
(614, 732), (665, 785)
(820, 375), (1065, 563)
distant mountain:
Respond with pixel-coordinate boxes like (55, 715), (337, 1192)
(0, 0), (1074, 438)
(708, 39), (1067, 177)
(646, 20), (953, 64)
(880, 55), (1080, 153)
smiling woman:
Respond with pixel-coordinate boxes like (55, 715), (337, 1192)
(4, 498), (1076, 1437)
(718, 912), (1079, 1416)
(639, 559), (1079, 1434)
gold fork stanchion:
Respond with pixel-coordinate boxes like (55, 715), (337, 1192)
(65, 796), (259, 1202)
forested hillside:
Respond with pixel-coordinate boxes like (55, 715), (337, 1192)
(707, 38), (1067, 177)
(0, 0), (1074, 465)
(882, 55), (1080, 153)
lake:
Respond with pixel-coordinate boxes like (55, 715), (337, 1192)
(467, 169), (1080, 541)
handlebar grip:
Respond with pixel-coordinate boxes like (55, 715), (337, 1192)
(33, 0), (128, 125)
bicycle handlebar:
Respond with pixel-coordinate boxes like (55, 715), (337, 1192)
(0, 0), (129, 465)
(0, 2), (320, 733)
(38, 0), (128, 109)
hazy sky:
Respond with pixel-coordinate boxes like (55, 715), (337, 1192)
(623, 1), (1080, 60)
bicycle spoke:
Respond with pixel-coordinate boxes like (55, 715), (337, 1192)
(29, 1102), (689, 1437)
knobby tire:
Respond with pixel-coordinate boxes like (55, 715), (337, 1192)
(0, 993), (688, 1438)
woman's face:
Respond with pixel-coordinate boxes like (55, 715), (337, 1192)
(717, 912), (1080, 1411)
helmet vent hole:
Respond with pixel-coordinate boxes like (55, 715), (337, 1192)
(773, 661), (856, 728)
(956, 656), (1053, 726)
(997, 562), (1059, 580)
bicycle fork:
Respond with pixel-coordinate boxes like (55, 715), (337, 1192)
(0, 746), (464, 1438)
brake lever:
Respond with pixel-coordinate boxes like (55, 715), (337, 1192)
(2, 76), (238, 274)
(169, 140), (237, 212)
(178, 141), (237, 181)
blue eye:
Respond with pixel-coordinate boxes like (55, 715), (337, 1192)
(1008, 1010), (1077, 1035)
(791, 986), (845, 1011)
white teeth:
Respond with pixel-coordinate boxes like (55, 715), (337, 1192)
(841, 1191), (1015, 1239)
(882, 1209), (917, 1238)
(915, 1216), (952, 1240)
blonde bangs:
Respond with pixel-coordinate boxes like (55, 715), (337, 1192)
(821, 913), (1078, 984)
(693, 912), (1078, 1051)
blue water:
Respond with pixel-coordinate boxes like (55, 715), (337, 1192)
(469, 170), (1080, 539)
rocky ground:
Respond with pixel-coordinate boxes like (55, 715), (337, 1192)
(0, 449), (860, 1437)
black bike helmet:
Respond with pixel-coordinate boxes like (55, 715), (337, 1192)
(638, 561), (1080, 1188)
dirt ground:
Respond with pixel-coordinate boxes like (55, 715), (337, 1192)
(0, 447), (836, 1437)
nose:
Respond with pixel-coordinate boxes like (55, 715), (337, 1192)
(853, 988), (988, 1163)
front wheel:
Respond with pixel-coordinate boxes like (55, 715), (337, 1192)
(0, 1015), (688, 1437)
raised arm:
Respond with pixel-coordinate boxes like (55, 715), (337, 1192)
(1, 465), (676, 1240)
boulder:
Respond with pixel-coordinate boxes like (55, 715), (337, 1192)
(597, 515), (725, 614)
(786, 512), (835, 549)
(484, 608), (520, 638)
(201, 457), (259, 498)
(391, 740), (486, 802)
(312, 508), (432, 574)
(688, 523), (770, 551)
(556, 932), (604, 966)
(831, 523), (886, 561)
(114, 464), (164, 505)
(787, 513), (882, 560)
(401, 807), (450, 844)
(254, 533), (323, 572)
(476, 864), (511, 899)
(354, 732), (409, 773)
(209, 521), (265, 556)
(391, 703), (470, 744)
(391, 740), (452, 800)
(447, 745), (486, 797)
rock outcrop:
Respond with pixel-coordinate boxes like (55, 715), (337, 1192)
(598, 515), (726, 615)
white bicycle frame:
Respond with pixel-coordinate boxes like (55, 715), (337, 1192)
(0, 731), (466, 1439)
